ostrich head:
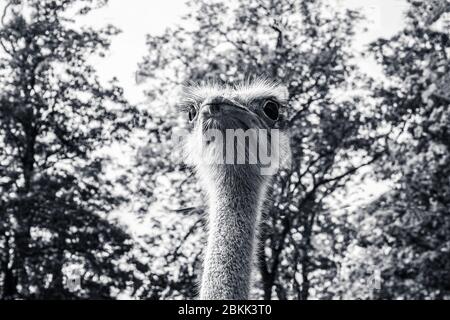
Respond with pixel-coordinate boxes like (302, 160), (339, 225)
(182, 79), (290, 179)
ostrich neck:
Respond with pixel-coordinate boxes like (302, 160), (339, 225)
(200, 166), (268, 300)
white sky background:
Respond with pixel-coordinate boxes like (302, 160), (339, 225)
(78, 0), (409, 105)
(77, 0), (190, 104)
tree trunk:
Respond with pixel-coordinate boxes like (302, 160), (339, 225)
(258, 233), (274, 300)
(300, 259), (310, 300)
(2, 236), (18, 299)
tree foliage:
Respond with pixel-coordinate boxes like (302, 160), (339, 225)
(342, 0), (450, 299)
(0, 0), (145, 299)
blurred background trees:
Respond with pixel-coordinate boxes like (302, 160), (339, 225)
(0, 0), (147, 299)
(341, 0), (450, 299)
(0, 0), (449, 300)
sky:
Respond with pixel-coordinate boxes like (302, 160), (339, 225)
(78, 0), (190, 104)
(78, 0), (409, 104)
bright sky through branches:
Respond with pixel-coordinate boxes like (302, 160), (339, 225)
(77, 0), (408, 104)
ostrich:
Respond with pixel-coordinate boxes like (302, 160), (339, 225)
(181, 80), (290, 300)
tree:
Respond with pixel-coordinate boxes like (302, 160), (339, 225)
(344, 0), (450, 299)
(136, 0), (381, 299)
(0, 0), (146, 299)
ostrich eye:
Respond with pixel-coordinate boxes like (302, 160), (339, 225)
(188, 105), (197, 122)
(263, 100), (279, 121)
